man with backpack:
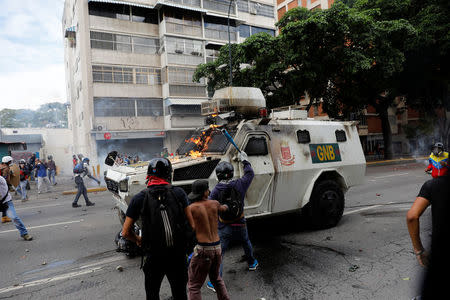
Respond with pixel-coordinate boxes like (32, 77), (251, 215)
(121, 158), (191, 300)
(18, 159), (30, 201)
(72, 158), (96, 208)
(207, 152), (258, 291)
(186, 179), (230, 300)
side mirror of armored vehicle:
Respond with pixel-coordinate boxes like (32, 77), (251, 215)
(105, 151), (118, 166)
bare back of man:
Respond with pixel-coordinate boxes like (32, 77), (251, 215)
(187, 200), (226, 244)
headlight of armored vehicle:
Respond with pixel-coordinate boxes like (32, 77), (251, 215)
(119, 178), (129, 192)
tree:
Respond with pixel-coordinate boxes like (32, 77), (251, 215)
(0, 102), (68, 128)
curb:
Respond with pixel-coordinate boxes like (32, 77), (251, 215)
(62, 187), (107, 195)
(366, 156), (428, 167)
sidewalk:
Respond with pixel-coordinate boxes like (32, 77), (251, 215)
(366, 156), (428, 167)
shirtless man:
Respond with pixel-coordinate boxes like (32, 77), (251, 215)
(186, 179), (230, 300)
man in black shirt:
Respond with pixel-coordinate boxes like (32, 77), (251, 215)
(406, 175), (450, 299)
(121, 158), (190, 300)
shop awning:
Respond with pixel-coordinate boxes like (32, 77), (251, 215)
(88, 0), (154, 9)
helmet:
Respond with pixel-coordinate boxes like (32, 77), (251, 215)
(19, 159), (26, 164)
(1, 156), (13, 164)
(215, 161), (234, 181)
(82, 158), (90, 164)
(47, 155), (53, 160)
(432, 142), (444, 156)
(147, 158), (172, 182)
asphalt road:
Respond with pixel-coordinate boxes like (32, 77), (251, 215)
(0, 162), (432, 300)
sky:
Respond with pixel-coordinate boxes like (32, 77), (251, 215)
(0, 0), (66, 110)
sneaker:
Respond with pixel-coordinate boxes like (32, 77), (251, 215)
(206, 281), (216, 293)
(249, 259), (259, 271)
(86, 202), (95, 207)
(21, 234), (33, 241)
(72, 203), (81, 208)
(2, 216), (12, 223)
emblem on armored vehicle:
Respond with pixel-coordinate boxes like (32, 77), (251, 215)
(280, 141), (295, 166)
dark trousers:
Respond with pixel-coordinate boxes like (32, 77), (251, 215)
(219, 224), (256, 276)
(73, 176), (89, 204)
(143, 249), (187, 300)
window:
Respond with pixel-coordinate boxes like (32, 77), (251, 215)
(165, 11), (202, 37)
(89, 2), (158, 24)
(132, 36), (159, 54)
(170, 105), (201, 115)
(131, 6), (158, 24)
(94, 98), (163, 117)
(135, 68), (161, 85)
(335, 130), (347, 142)
(169, 85), (206, 97)
(239, 25), (250, 38)
(168, 67), (203, 84)
(238, 25), (275, 38)
(90, 31), (159, 54)
(237, 0), (274, 18)
(94, 98), (135, 117)
(296, 130), (311, 143)
(89, 2), (130, 20)
(203, 0), (236, 14)
(204, 17), (237, 41)
(92, 65), (133, 84)
(165, 37), (204, 65)
(245, 136), (268, 156)
(136, 99), (163, 116)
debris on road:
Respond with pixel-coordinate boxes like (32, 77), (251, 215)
(349, 265), (359, 272)
(116, 265), (123, 272)
(42, 261), (47, 265)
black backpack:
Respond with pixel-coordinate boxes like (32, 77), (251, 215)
(218, 185), (244, 222)
(140, 185), (193, 254)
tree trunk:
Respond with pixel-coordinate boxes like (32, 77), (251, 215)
(378, 106), (393, 160)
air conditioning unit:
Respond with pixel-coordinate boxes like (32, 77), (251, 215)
(96, 123), (107, 131)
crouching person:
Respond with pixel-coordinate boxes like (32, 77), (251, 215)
(121, 158), (191, 300)
(186, 180), (230, 300)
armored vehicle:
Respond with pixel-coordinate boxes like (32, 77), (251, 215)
(104, 87), (366, 229)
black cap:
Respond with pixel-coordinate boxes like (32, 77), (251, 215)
(188, 179), (209, 202)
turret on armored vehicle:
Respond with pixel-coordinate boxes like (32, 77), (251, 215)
(104, 87), (366, 229)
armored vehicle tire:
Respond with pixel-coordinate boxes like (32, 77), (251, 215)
(304, 180), (344, 229)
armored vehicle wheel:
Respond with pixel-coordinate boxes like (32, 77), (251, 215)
(117, 208), (126, 225)
(304, 180), (344, 229)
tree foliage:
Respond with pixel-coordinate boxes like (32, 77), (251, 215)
(0, 102), (68, 128)
(194, 0), (450, 156)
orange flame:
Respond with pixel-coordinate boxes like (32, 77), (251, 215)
(183, 124), (222, 158)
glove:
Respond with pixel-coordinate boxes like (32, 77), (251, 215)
(238, 151), (249, 162)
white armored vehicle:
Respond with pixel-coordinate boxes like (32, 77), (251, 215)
(104, 87), (366, 229)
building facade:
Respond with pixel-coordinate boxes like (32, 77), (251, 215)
(62, 0), (276, 165)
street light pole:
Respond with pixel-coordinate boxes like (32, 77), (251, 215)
(227, 0), (234, 87)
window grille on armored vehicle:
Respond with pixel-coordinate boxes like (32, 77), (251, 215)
(105, 178), (119, 194)
(245, 137), (268, 156)
(297, 130), (311, 144)
(335, 130), (347, 142)
(173, 159), (221, 181)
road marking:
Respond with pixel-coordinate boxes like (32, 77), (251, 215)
(0, 267), (102, 295)
(0, 255), (125, 295)
(0, 220), (83, 235)
(373, 172), (409, 179)
(15, 203), (65, 211)
(344, 203), (413, 216)
(344, 205), (383, 216)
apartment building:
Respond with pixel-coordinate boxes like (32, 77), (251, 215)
(276, 0), (334, 20)
(62, 0), (276, 164)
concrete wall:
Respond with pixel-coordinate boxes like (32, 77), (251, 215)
(2, 128), (74, 176)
